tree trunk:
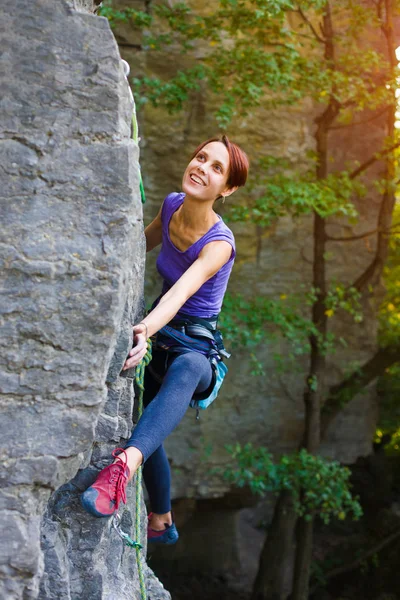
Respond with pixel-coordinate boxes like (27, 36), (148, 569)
(250, 491), (298, 600)
(291, 212), (326, 596)
(290, 5), (338, 595)
(289, 517), (315, 600)
(352, 0), (396, 292)
(321, 344), (400, 438)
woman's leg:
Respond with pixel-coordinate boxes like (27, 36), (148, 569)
(123, 351), (212, 524)
(125, 351), (212, 461)
(81, 351), (212, 520)
(143, 444), (171, 528)
(80, 353), (163, 518)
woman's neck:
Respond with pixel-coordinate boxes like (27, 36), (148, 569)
(179, 194), (218, 231)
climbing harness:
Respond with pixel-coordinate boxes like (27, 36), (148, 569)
(150, 315), (230, 419)
(121, 59), (146, 204)
(112, 340), (152, 600)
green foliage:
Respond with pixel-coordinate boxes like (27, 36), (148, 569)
(98, 5), (152, 28)
(100, 0), (394, 126)
(132, 65), (207, 113)
(375, 202), (400, 455)
(100, 0), (396, 237)
(222, 443), (363, 524)
(378, 203), (400, 348)
(375, 363), (400, 455)
(226, 167), (362, 224)
(220, 286), (363, 373)
(324, 283), (363, 322)
(220, 291), (319, 371)
(377, 363), (400, 429)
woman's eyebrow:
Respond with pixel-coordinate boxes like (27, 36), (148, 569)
(214, 158), (226, 171)
(198, 150), (227, 170)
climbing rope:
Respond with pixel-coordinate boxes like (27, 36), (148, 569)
(131, 104), (146, 205)
(112, 60), (148, 600)
(132, 340), (152, 600)
(112, 340), (152, 600)
(121, 59), (146, 204)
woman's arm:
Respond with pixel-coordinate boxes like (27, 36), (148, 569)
(144, 206), (163, 252)
(143, 240), (232, 335)
(122, 240), (233, 369)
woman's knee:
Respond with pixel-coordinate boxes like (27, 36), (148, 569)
(167, 352), (212, 391)
(170, 352), (210, 373)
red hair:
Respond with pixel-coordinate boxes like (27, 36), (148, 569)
(190, 135), (249, 189)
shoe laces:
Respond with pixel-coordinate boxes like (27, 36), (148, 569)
(109, 448), (129, 510)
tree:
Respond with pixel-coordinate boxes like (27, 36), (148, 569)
(100, 1), (399, 597)
(374, 200), (400, 455)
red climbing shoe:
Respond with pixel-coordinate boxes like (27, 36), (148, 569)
(147, 512), (179, 545)
(81, 448), (130, 518)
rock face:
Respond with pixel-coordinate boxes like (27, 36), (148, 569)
(0, 2), (169, 599)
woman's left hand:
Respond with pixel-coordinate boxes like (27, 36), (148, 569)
(122, 323), (148, 370)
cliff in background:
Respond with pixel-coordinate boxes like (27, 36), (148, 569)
(0, 1), (169, 598)
(114, 0), (382, 496)
(112, 1), (385, 581)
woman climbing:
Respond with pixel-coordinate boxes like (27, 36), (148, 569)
(81, 135), (249, 544)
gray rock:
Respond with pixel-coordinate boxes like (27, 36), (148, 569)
(0, 1), (169, 598)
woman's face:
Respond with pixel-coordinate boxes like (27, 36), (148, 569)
(182, 141), (232, 202)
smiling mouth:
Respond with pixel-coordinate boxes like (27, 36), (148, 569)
(189, 173), (205, 186)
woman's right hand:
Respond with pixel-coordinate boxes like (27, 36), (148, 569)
(122, 323), (148, 370)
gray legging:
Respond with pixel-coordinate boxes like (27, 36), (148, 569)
(125, 350), (213, 514)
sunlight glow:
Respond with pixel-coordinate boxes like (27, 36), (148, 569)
(396, 47), (400, 129)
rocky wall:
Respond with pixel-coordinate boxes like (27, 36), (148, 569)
(0, 1), (169, 599)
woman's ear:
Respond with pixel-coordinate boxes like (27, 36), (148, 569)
(221, 186), (238, 200)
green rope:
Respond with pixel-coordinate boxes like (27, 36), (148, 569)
(130, 78), (149, 596)
(129, 75), (148, 596)
(131, 107), (146, 205)
(121, 58), (146, 204)
(112, 342), (152, 600)
(133, 340), (152, 600)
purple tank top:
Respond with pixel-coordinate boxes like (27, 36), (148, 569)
(155, 192), (236, 318)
